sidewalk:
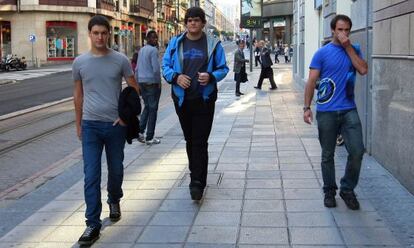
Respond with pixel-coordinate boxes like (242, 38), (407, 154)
(0, 62), (413, 247)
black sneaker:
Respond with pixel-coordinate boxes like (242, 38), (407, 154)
(109, 202), (121, 221)
(78, 226), (100, 246)
(254, 86), (261, 90)
(324, 190), (337, 208)
(340, 190), (360, 210)
(189, 181), (204, 201)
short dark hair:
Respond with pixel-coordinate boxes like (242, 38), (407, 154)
(88, 15), (110, 32)
(184, 7), (206, 24)
(330, 14), (352, 30)
(146, 30), (157, 39)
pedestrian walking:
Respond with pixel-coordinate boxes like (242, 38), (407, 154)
(131, 52), (138, 71)
(234, 40), (249, 96)
(274, 48), (280, 64)
(284, 44), (289, 63)
(254, 40), (277, 90)
(254, 44), (261, 67)
(303, 14), (368, 210)
(72, 15), (140, 246)
(136, 30), (162, 145)
(162, 7), (229, 201)
(289, 45), (293, 62)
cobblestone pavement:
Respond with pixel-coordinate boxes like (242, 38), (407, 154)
(0, 61), (413, 247)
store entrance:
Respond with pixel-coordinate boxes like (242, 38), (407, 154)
(0, 21), (12, 59)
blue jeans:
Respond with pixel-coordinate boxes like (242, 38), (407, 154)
(316, 109), (365, 193)
(139, 83), (161, 141)
(81, 120), (126, 228)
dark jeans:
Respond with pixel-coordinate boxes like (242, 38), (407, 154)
(255, 56), (261, 66)
(139, 83), (161, 141)
(174, 97), (215, 188)
(257, 67), (277, 89)
(316, 109), (365, 193)
(81, 120), (126, 228)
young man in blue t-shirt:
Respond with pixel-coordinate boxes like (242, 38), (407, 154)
(303, 15), (368, 210)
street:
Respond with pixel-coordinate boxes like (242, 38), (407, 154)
(0, 43), (413, 247)
(0, 42), (237, 199)
(0, 70), (73, 116)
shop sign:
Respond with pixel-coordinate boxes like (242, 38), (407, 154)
(240, 0), (263, 29)
(273, 20), (286, 27)
(29, 34), (36, 43)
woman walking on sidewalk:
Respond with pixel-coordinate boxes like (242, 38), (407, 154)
(233, 40), (249, 96)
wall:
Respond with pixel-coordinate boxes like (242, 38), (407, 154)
(303, 0), (320, 82)
(371, 0), (414, 192)
(5, 12), (90, 64)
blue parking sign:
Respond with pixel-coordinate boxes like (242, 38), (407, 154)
(29, 34), (36, 43)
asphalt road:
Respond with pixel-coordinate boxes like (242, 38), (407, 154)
(0, 71), (73, 116)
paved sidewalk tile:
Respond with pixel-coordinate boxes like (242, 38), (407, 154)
(1, 63), (412, 247)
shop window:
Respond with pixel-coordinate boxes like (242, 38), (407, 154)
(46, 21), (77, 60)
(0, 21), (12, 59)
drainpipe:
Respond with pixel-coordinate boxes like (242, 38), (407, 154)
(365, 0), (371, 154)
(17, 0), (21, 13)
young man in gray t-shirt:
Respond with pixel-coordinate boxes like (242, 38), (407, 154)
(72, 15), (139, 246)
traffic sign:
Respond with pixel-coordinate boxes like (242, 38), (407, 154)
(29, 34), (36, 43)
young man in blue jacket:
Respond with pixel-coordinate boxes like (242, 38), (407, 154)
(162, 7), (229, 201)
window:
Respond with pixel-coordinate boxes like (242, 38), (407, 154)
(46, 21), (77, 60)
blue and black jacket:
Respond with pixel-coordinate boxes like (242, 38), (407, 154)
(162, 32), (229, 107)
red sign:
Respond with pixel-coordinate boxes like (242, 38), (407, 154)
(46, 21), (77, 29)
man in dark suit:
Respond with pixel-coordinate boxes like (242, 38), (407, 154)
(254, 40), (277, 90)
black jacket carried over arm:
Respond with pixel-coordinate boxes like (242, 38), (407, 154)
(118, 86), (141, 144)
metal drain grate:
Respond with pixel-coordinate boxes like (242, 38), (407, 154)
(178, 172), (223, 187)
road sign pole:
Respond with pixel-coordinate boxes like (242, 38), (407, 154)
(31, 43), (34, 68)
(250, 29), (253, 72)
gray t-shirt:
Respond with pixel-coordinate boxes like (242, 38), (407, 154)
(72, 49), (134, 122)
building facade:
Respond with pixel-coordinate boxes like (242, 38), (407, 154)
(0, 0), (155, 65)
(292, 0), (414, 193)
(257, 0), (293, 48)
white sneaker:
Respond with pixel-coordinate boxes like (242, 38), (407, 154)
(137, 133), (145, 143)
(146, 138), (161, 145)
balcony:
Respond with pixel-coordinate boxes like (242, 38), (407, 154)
(0, 0), (16, 5)
(39, 0), (87, 7)
(130, 0), (154, 19)
(140, 0), (154, 11)
(96, 0), (115, 12)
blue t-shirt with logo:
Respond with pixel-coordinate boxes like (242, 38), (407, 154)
(309, 42), (362, 112)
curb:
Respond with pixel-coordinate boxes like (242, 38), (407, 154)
(0, 97), (73, 121)
(0, 80), (17, 86)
